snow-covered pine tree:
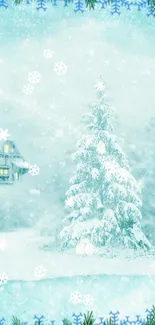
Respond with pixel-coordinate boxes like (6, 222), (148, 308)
(59, 82), (151, 251)
(126, 116), (155, 244)
(137, 116), (155, 244)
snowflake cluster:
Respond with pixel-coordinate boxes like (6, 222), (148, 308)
(69, 290), (95, 307)
(23, 70), (41, 95)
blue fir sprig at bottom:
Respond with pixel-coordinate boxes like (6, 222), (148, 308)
(1, 308), (155, 325)
(0, 0), (155, 17)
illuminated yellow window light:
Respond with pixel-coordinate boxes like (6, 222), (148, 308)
(0, 169), (4, 175)
(4, 169), (8, 175)
(4, 144), (9, 154)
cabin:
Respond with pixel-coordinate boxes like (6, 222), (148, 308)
(0, 140), (29, 184)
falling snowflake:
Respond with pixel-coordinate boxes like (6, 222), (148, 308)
(91, 168), (99, 180)
(82, 294), (94, 306)
(69, 291), (83, 305)
(94, 81), (105, 91)
(23, 84), (34, 95)
(0, 129), (10, 141)
(0, 272), (8, 286)
(29, 164), (40, 176)
(28, 71), (41, 84)
(97, 141), (106, 155)
(53, 62), (67, 75)
(65, 197), (74, 208)
(35, 265), (46, 279)
(43, 49), (53, 59)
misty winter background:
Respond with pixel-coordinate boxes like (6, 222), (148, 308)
(0, 4), (155, 243)
(1, 2), (155, 322)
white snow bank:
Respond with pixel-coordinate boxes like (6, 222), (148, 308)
(0, 229), (155, 281)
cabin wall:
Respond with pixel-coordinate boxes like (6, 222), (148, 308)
(0, 157), (5, 165)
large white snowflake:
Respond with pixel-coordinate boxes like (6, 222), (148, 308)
(29, 164), (40, 176)
(0, 128), (10, 141)
(94, 81), (105, 92)
(53, 62), (67, 75)
(28, 71), (41, 84)
(23, 84), (34, 95)
(0, 272), (8, 286)
(43, 48), (53, 59)
(69, 291), (83, 305)
(35, 265), (46, 279)
(82, 294), (94, 306)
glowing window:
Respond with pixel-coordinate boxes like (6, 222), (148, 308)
(4, 144), (9, 154)
(4, 169), (8, 175)
(0, 169), (4, 175)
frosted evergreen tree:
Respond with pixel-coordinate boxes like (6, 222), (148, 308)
(126, 116), (155, 244)
(135, 116), (155, 244)
(59, 82), (151, 250)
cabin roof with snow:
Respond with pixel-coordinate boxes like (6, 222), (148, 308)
(0, 140), (29, 184)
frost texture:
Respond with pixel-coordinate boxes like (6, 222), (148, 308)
(60, 83), (151, 251)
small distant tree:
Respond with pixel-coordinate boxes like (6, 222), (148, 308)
(59, 82), (151, 250)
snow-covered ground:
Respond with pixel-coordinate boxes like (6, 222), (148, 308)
(0, 230), (155, 323)
(0, 229), (155, 281)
